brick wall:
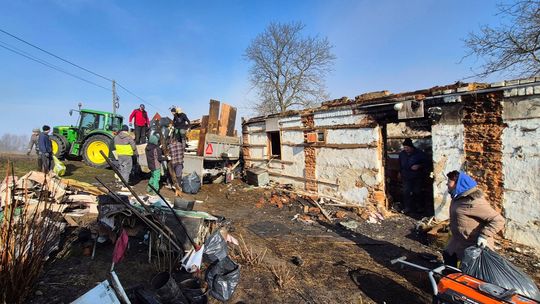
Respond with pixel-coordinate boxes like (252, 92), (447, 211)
(302, 113), (317, 192)
(241, 123), (251, 168)
(462, 92), (505, 210)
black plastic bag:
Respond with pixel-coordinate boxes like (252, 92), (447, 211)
(203, 231), (228, 263)
(205, 256), (240, 302)
(461, 246), (540, 301)
(182, 172), (201, 194)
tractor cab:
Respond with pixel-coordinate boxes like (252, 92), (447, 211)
(51, 109), (123, 168)
(77, 110), (123, 137)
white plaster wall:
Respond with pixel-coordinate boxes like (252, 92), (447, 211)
(247, 122), (265, 132)
(326, 128), (379, 145)
(316, 146), (382, 205)
(281, 145), (305, 177)
(279, 115), (302, 128)
(270, 175), (305, 189)
(317, 147), (380, 171)
(249, 133), (267, 146)
(250, 147), (266, 159)
(281, 131), (304, 144)
(314, 109), (367, 127)
(431, 124), (465, 221)
(502, 118), (540, 249)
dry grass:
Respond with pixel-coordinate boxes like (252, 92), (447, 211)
(1, 162), (64, 303)
(229, 234), (267, 267)
(269, 263), (295, 289)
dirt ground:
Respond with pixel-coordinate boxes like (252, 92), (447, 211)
(1, 153), (539, 304)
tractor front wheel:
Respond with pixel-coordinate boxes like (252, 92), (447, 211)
(82, 135), (111, 168)
(50, 134), (68, 159)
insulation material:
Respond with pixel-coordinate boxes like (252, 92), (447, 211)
(502, 118), (540, 249)
(326, 128), (379, 145)
(313, 108), (367, 127)
(431, 124), (465, 221)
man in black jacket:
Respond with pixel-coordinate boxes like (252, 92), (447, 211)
(170, 106), (190, 143)
(37, 125), (53, 174)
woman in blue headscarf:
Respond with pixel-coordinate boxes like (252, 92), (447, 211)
(443, 170), (505, 267)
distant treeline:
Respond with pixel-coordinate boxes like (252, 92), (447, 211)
(0, 134), (28, 153)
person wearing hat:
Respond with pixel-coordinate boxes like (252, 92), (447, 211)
(129, 104), (150, 144)
(145, 134), (166, 195)
(167, 108), (187, 195)
(398, 138), (427, 214)
(112, 125), (138, 190)
(27, 128), (40, 156)
(171, 106), (190, 143)
(443, 170), (504, 266)
(37, 125), (53, 174)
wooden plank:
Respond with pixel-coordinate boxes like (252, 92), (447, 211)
(64, 215), (79, 227)
(207, 99), (220, 135)
(227, 106), (237, 136)
(197, 115), (209, 156)
(314, 198), (333, 222)
(218, 103), (232, 136)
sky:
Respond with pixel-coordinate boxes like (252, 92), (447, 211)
(0, 0), (508, 136)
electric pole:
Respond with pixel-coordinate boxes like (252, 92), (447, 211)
(112, 80), (119, 114)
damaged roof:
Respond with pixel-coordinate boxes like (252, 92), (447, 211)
(243, 77), (540, 124)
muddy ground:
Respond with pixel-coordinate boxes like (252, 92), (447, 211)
(1, 153), (539, 304)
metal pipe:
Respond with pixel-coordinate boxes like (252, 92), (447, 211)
(148, 184), (200, 250)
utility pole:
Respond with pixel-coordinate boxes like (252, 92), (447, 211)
(112, 80), (117, 114)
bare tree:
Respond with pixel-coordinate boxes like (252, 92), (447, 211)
(464, 1), (540, 78)
(245, 22), (336, 115)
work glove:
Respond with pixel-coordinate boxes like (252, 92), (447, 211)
(166, 156), (172, 161)
(477, 235), (488, 248)
(129, 123), (133, 128)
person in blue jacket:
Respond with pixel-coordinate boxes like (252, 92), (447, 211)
(38, 125), (53, 174)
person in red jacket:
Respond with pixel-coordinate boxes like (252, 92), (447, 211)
(129, 104), (150, 144)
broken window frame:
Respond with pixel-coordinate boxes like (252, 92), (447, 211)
(267, 131), (282, 160)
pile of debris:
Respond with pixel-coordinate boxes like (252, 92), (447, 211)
(70, 160), (243, 303)
(257, 184), (393, 227)
(1, 159), (244, 303)
(1, 167), (74, 303)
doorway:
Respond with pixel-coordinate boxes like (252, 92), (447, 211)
(383, 120), (434, 217)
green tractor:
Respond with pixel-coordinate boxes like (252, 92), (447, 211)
(51, 109), (123, 168)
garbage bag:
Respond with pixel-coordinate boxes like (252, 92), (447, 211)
(205, 256), (240, 302)
(461, 246), (540, 301)
(203, 231), (228, 263)
(52, 156), (66, 176)
(182, 172), (201, 194)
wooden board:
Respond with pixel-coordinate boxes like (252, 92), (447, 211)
(227, 106), (237, 136)
(197, 115), (209, 156)
(207, 99), (220, 135)
(218, 103), (232, 136)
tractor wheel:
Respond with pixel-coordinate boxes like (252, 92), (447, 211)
(82, 135), (111, 168)
(50, 134), (68, 159)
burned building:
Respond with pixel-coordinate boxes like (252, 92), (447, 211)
(242, 77), (540, 250)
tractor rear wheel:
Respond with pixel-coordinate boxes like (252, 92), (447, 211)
(82, 135), (111, 168)
(50, 134), (68, 159)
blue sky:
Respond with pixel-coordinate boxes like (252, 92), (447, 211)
(0, 0), (505, 136)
